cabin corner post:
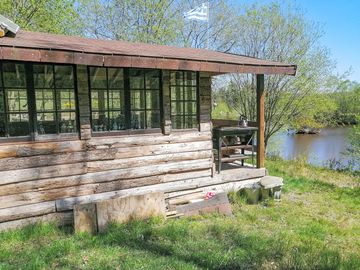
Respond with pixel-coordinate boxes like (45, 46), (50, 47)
(76, 65), (92, 140)
(162, 70), (171, 135)
(256, 74), (265, 168)
(199, 72), (212, 132)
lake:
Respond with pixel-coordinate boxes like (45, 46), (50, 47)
(267, 126), (358, 170)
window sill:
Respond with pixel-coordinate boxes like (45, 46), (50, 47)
(0, 133), (80, 144)
(91, 128), (163, 137)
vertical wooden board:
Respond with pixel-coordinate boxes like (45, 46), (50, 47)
(256, 74), (265, 168)
(74, 203), (97, 234)
(96, 192), (165, 232)
(77, 65), (91, 140)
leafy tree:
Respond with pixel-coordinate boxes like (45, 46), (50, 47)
(1, 0), (81, 35)
(346, 116), (360, 170)
(220, 2), (335, 145)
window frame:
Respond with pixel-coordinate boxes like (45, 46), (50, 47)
(170, 71), (200, 131)
(0, 61), (80, 142)
(88, 67), (163, 135)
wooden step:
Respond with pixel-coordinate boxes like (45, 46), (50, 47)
(216, 154), (253, 163)
(220, 145), (253, 150)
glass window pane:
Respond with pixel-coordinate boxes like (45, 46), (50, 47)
(37, 112), (56, 134)
(109, 111), (126, 131)
(146, 110), (160, 128)
(131, 111), (145, 129)
(33, 65), (54, 88)
(109, 90), (124, 110)
(90, 67), (107, 89)
(108, 68), (124, 89)
(7, 89), (28, 112)
(184, 86), (197, 100)
(129, 69), (144, 89)
(0, 114), (5, 137)
(91, 90), (108, 110)
(185, 116), (198, 129)
(170, 71), (183, 86)
(36, 89), (54, 111)
(3, 63), (26, 88)
(146, 90), (159, 109)
(55, 65), (74, 88)
(145, 70), (160, 89)
(59, 112), (77, 133)
(8, 113), (29, 136)
(92, 112), (108, 132)
(171, 102), (183, 115)
(131, 90), (145, 109)
(185, 71), (196, 86)
(172, 116), (183, 129)
(58, 90), (76, 110)
(171, 86), (183, 100)
(185, 101), (197, 114)
(0, 91), (4, 112)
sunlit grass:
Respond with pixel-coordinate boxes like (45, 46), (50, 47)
(0, 159), (359, 269)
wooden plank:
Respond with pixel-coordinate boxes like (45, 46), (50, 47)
(56, 167), (265, 211)
(74, 203), (97, 234)
(87, 150), (211, 172)
(0, 151), (87, 171)
(86, 131), (211, 149)
(86, 141), (212, 161)
(256, 74), (265, 168)
(0, 140), (85, 159)
(0, 167), (211, 197)
(96, 192), (166, 232)
(0, 211), (73, 232)
(0, 162), (87, 185)
(0, 202), (55, 223)
(0, 160), (212, 209)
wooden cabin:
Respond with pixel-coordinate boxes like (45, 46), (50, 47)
(0, 31), (296, 230)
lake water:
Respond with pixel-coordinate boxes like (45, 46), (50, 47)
(267, 127), (358, 170)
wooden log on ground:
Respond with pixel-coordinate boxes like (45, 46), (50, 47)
(96, 192), (166, 232)
(0, 201), (55, 222)
(0, 211), (73, 232)
(56, 168), (265, 211)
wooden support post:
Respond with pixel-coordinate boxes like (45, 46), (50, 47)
(256, 74), (265, 168)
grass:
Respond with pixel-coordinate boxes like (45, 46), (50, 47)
(0, 160), (359, 270)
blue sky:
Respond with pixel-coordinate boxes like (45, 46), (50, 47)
(233, 0), (360, 82)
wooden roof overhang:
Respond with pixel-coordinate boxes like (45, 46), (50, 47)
(0, 30), (297, 76)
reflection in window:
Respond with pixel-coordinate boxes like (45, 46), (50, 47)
(130, 69), (161, 129)
(89, 67), (125, 132)
(0, 62), (30, 137)
(170, 71), (198, 129)
(33, 65), (77, 135)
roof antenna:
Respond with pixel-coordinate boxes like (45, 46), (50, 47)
(0, 15), (20, 38)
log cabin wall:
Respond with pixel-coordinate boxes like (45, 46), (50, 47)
(0, 67), (216, 230)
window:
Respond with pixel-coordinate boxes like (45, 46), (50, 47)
(170, 71), (198, 129)
(33, 64), (77, 135)
(0, 61), (78, 139)
(89, 67), (125, 132)
(0, 62), (30, 137)
(89, 67), (161, 132)
(129, 69), (161, 129)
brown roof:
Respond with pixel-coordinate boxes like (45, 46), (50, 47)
(0, 30), (296, 75)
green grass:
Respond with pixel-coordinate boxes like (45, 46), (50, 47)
(0, 160), (359, 270)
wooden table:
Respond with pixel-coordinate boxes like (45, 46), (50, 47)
(213, 126), (258, 173)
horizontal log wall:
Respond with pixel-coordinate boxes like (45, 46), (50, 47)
(0, 69), (264, 230)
